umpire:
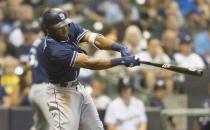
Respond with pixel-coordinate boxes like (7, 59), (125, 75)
(41, 8), (140, 130)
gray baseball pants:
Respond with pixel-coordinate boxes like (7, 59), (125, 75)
(47, 81), (104, 130)
(29, 83), (54, 130)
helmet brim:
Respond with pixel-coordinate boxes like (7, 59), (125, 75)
(50, 18), (72, 28)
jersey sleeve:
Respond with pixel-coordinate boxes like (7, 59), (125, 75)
(51, 49), (77, 68)
(69, 22), (88, 43)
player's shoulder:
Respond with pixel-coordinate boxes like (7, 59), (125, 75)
(45, 36), (62, 49)
(69, 21), (78, 28)
(43, 37), (62, 55)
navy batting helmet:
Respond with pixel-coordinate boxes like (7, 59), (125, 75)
(42, 8), (71, 28)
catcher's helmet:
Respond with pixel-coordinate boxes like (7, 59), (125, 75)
(42, 8), (71, 28)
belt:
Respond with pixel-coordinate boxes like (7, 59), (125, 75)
(52, 80), (79, 88)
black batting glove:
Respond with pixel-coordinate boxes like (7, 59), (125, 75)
(120, 47), (132, 57)
(111, 56), (140, 67)
(111, 43), (132, 57)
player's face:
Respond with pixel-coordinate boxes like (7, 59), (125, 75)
(48, 25), (69, 41)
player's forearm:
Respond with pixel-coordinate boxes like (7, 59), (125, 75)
(73, 53), (139, 70)
(82, 32), (130, 56)
(75, 58), (113, 70)
(74, 53), (117, 70)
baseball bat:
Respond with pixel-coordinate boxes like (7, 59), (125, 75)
(140, 61), (203, 77)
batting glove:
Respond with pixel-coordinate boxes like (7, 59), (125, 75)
(111, 43), (132, 57)
(111, 56), (140, 67)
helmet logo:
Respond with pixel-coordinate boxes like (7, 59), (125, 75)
(59, 13), (65, 20)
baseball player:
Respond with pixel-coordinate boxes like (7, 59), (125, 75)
(42, 8), (140, 130)
(28, 36), (53, 130)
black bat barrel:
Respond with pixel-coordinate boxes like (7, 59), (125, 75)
(141, 61), (203, 77)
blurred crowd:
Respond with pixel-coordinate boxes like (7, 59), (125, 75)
(0, 0), (210, 129)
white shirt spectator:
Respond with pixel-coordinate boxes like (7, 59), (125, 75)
(79, 68), (93, 79)
(174, 53), (205, 69)
(93, 95), (111, 110)
(138, 51), (171, 63)
(133, 51), (171, 70)
(105, 97), (147, 130)
(8, 28), (24, 47)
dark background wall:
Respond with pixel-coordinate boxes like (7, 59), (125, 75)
(185, 69), (210, 130)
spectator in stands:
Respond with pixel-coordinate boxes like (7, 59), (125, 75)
(194, 21), (210, 60)
(1, 56), (20, 107)
(175, 0), (196, 14)
(0, 37), (7, 58)
(182, 8), (206, 36)
(174, 33), (206, 90)
(18, 67), (32, 106)
(174, 33), (206, 69)
(114, 8), (137, 42)
(105, 78), (147, 130)
(4, 0), (24, 48)
(86, 0), (122, 25)
(123, 25), (147, 55)
(91, 80), (111, 128)
(18, 24), (40, 64)
(161, 29), (178, 60)
(165, 1), (184, 27)
(136, 37), (173, 94)
(149, 79), (166, 109)
(195, 0), (210, 21)
(165, 14), (181, 34)
(115, 0), (139, 22)
(91, 80), (111, 110)
(18, 4), (34, 24)
(140, 0), (163, 37)
(87, 0), (139, 25)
